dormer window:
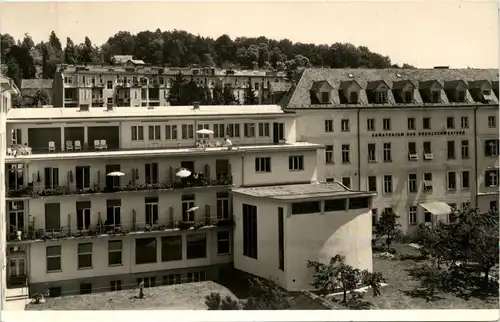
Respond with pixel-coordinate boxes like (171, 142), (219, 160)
(444, 80), (468, 103)
(339, 80), (361, 104)
(419, 80), (443, 103)
(431, 90), (441, 103)
(321, 92), (330, 104)
(366, 80), (389, 104)
(457, 90), (466, 102)
(376, 91), (387, 103)
(468, 80), (494, 103)
(404, 91), (413, 103)
(310, 81), (333, 105)
(349, 92), (358, 104)
(393, 80), (415, 103)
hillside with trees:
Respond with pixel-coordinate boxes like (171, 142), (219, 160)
(1, 30), (415, 88)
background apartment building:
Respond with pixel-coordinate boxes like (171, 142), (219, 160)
(52, 57), (287, 108)
(279, 68), (499, 234)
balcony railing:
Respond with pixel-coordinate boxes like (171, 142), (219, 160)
(6, 175), (233, 199)
(7, 217), (234, 242)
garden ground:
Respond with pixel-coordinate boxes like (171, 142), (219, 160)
(331, 243), (499, 309)
(25, 281), (238, 310)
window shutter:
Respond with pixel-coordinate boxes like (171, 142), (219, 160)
(485, 171), (491, 186)
(169, 206), (174, 228)
(205, 204), (211, 225)
(204, 164), (210, 179)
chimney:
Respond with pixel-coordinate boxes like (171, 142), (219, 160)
(192, 102), (200, 110)
(106, 103), (114, 111)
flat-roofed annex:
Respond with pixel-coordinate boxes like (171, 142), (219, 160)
(6, 104), (291, 123)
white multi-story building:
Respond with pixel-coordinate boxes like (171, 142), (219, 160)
(278, 67), (499, 235)
(52, 59), (287, 108)
(0, 75), (20, 310)
(3, 103), (375, 297)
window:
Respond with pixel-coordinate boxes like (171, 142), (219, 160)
(490, 200), (498, 211)
(226, 123), (240, 138)
(48, 287), (61, 298)
(408, 206), (417, 225)
(108, 240), (122, 266)
(217, 231), (231, 255)
(423, 117), (431, 130)
(182, 194), (195, 222)
(325, 145), (333, 164)
(78, 243), (92, 269)
(244, 123), (256, 137)
(408, 142), (417, 160)
(342, 177), (351, 189)
(292, 201), (321, 214)
(461, 171), (470, 189)
(485, 170), (499, 187)
(181, 124), (194, 139)
(368, 176), (377, 192)
(110, 280), (122, 291)
(187, 271), (206, 283)
(431, 90), (440, 103)
(161, 236), (182, 261)
(383, 175), (393, 193)
(289, 156), (304, 171)
(485, 140), (499, 156)
(135, 238), (157, 264)
(408, 173), (417, 193)
(376, 91), (387, 103)
(461, 116), (469, 129)
(138, 277), (156, 288)
(258, 123), (270, 137)
(321, 91), (330, 103)
(349, 197), (369, 209)
(367, 119), (375, 131)
(341, 145), (350, 163)
(142, 162), (158, 184)
(488, 116), (496, 128)
(383, 118), (391, 131)
(325, 120), (333, 132)
(424, 212), (432, 223)
(383, 143), (392, 162)
(278, 207), (284, 271)
(461, 202), (470, 211)
(187, 233), (207, 259)
(165, 125), (178, 140)
(217, 192), (229, 219)
(75, 166), (91, 190)
(131, 126), (144, 141)
(461, 140), (469, 158)
(213, 124), (226, 138)
(80, 283), (92, 295)
(148, 125), (161, 140)
(341, 119), (350, 132)
(446, 117), (455, 129)
(107, 81), (113, 89)
(76, 203), (91, 230)
(107, 97), (113, 104)
(423, 173), (433, 192)
(447, 141), (455, 159)
(423, 141), (433, 159)
(325, 199), (347, 212)
(242, 204), (258, 259)
(145, 197), (159, 225)
(46, 246), (61, 272)
(106, 200), (121, 228)
(44, 167), (59, 189)
(255, 157), (271, 172)
(368, 143), (377, 162)
(372, 209), (378, 227)
(163, 274), (182, 285)
(407, 117), (416, 130)
(447, 172), (456, 190)
(404, 90), (413, 102)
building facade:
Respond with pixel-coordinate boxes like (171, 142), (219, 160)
(280, 68), (499, 235)
(1, 75), (20, 309)
(3, 103), (374, 297)
(52, 59), (287, 108)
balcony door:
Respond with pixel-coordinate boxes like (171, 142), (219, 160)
(8, 201), (24, 234)
(105, 165), (121, 188)
(8, 258), (26, 278)
(272, 122), (284, 144)
(75, 166), (91, 190)
(8, 164), (24, 190)
(106, 199), (121, 228)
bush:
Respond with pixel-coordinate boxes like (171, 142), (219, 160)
(205, 292), (240, 310)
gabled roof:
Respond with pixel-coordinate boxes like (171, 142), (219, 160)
(280, 68), (498, 108)
(444, 80), (468, 89)
(392, 80), (415, 90)
(366, 79), (389, 91)
(21, 79), (53, 89)
(310, 80), (333, 91)
(419, 80), (443, 90)
(338, 80), (361, 90)
(468, 80), (491, 89)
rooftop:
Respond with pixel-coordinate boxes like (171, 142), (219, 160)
(20, 79), (53, 89)
(5, 142), (321, 162)
(7, 104), (288, 122)
(25, 281), (237, 310)
(232, 182), (376, 201)
(282, 68), (499, 108)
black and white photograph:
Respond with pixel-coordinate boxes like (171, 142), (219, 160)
(0, 0), (498, 318)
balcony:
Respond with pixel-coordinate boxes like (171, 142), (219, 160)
(92, 98), (104, 104)
(6, 174), (233, 199)
(7, 217), (233, 243)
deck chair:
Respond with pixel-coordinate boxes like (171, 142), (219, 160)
(100, 139), (108, 150)
(74, 140), (82, 151)
(48, 141), (56, 152)
(94, 140), (102, 150)
(66, 141), (74, 151)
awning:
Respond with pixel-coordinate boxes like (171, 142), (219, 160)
(420, 201), (452, 216)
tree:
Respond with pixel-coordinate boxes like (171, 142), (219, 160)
(32, 89), (50, 107)
(212, 83), (224, 105)
(1, 33), (16, 63)
(243, 277), (290, 310)
(21, 33), (35, 51)
(374, 208), (402, 251)
(223, 84), (237, 105)
(205, 292), (240, 310)
(64, 37), (78, 64)
(244, 84), (258, 105)
(308, 255), (385, 305)
(167, 72), (188, 106)
(200, 83), (212, 105)
(49, 31), (63, 52)
(79, 37), (99, 63)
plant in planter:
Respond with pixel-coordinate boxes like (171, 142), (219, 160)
(193, 221), (205, 229)
(178, 221), (193, 230)
(31, 293), (45, 304)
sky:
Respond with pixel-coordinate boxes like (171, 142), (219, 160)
(0, 0), (498, 68)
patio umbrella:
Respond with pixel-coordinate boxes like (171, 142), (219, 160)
(196, 129), (214, 135)
(176, 168), (191, 178)
(107, 171), (125, 177)
(186, 206), (199, 213)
